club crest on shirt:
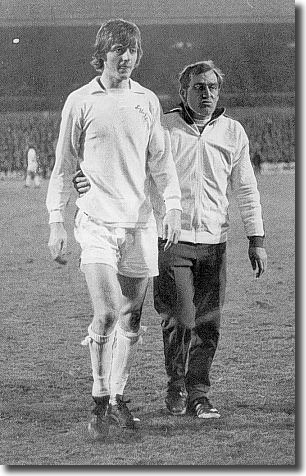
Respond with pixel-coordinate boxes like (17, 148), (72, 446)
(135, 104), (150, 125)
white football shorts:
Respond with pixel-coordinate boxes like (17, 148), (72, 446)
(74, 210), (159, 278)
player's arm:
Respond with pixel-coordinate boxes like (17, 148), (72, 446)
(48, 222), (68, 265)
(147, 104), (182, 249)
(46, 94), (82, 264)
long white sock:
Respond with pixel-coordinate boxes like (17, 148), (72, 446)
(109, 325), (140, 404)
(83, 324), (115, 398)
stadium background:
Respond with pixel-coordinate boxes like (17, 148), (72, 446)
(0, 0), (295, 110)
(0, 0), (295, 176)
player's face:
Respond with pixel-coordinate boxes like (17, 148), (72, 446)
(184, 70), (220, 118)
(104, 43), (138, 83)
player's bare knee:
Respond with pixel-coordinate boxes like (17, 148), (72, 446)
(119, 309), (141, 333)
(92, 311), (117, 335)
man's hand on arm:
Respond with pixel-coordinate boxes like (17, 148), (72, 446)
(72, 170), (91, 196)
(162, 209), (181, 251)
(48, 222), (68, 265)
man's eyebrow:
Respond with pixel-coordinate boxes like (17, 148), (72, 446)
(193, 81), (218, 85)
(110, 43), (137, 50)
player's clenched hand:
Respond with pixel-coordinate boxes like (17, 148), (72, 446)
(48, 222), (68, 265)
(162, 209), (181, 251)
(248, 246), (267, 278)
(72, 170), (91, 196)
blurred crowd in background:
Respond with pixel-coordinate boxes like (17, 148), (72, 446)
(0, 22), (295, 179)
(0, 107), (294, 179)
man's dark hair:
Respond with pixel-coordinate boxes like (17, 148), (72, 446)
(91, 19), (143, 72)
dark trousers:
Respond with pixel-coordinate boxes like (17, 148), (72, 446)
(153, 240), (226, 402)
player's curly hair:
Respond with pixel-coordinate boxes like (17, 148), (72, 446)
(179, 60), (224, 95)
(91, 19), (143, 72)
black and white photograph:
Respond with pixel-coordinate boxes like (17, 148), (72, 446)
(0, 0), (295, 467)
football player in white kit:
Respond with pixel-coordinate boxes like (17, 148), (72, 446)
(46, 19), (182, 439)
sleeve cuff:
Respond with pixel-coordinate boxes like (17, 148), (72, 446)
(248, 235), (265, 248)
(49, 210), (65, 224)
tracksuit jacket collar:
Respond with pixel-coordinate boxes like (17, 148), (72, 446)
(168, 102), (225, 126)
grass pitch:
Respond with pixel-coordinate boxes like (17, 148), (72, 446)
(0, 172), (295, 466)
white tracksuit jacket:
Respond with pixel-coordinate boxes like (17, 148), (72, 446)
(46, 77), (181, 227)
(151, 105), (265, 244)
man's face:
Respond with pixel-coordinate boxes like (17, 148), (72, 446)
(104, 43), (138, 82)
(184, 70), (220, 118)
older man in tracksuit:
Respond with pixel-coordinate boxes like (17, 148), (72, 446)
(152, 60), (267, 419)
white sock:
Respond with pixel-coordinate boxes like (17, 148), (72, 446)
(109, 325), (140, 404)
(86, 324), (115, 398)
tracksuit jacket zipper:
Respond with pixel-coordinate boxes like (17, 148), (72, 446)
(192, 120), (215, 239)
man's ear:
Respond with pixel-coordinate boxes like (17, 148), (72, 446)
(179, 87), (187, 103)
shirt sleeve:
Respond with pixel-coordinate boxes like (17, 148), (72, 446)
(230, 126), (265, 237)
(46, 94), (82, 223)
(147, 100), (182, 214)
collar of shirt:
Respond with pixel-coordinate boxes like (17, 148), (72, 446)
(87, 76), (146, 95)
